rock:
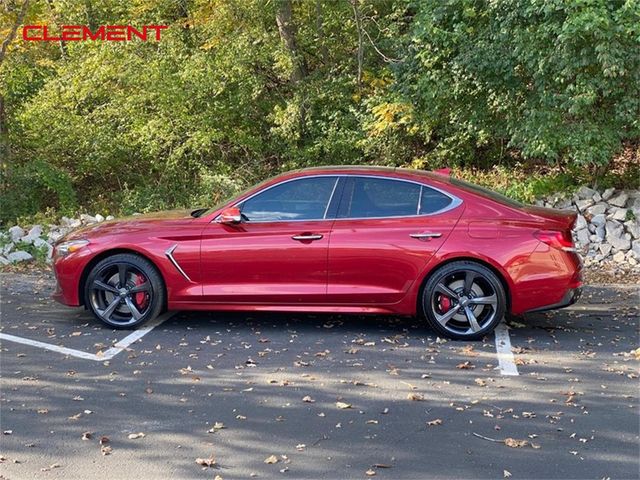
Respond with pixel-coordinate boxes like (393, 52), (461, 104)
(7, 251), (33, 263)
(80, 214), (96, 224)
(48, 230), (64, 243)
(576, 228), (590, 246)
(590, 213), (606, 227)
(95, 214), (105, 222)
(599, 243), (612, 257)
(0, 256), (9, 266)
(612, 251), (626, 263)
(631, 198), (640, 218)
(69, 219), (81, 228)
(106, 215), (115, 221)
(586, 203), (607, 216)
(28, 225), (43, 239)
(629, 256), (638, 266)
(575, 214), (587, 230)
(595, 225), (606, 241)
(576, 186), (597, 199)
(592, 192), (602, 202)
(608, 192), (628, 208)
(607, 232), (631, 252)
(2, 242), (14, 255)
(8, 226), (24, 242)
(575, 198), (594, 211)
(602, 187), (616, 201)
(556, 199), (573, 209)
(632, 240), (640, 259)
(624, 221), (640, 239)
(610, 208), (628, 221)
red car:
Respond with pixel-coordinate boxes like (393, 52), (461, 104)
(52, 166), (582, 340)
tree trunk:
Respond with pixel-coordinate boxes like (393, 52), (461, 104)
(276, 0), (307, 84)
(46, 0), (68, 58)
(351, 0), (363, 88)
(0, 0), (30, 67)
(315, 0), (328, 64)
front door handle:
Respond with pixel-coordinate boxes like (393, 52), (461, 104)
(292, 234), (324, 241)
(410, 232), (442, 240)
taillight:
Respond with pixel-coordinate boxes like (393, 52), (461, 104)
(534, 230), (576, 252)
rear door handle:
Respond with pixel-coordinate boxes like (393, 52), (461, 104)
(292, 234), (324, 241)
(410, 232), (442, 240)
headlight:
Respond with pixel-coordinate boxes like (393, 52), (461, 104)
(54, 239), (90, 257)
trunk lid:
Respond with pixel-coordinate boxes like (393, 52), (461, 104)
(519, 205), (577, 230)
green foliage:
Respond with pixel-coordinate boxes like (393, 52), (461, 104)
(0, 0), (638, 223)
(397, 0), (640, 167)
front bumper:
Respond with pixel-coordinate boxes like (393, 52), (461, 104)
(525, 286), (582, 313)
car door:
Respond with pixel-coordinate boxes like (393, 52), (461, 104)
(327, 175), (464, 305)
(200, 176), (340, 304)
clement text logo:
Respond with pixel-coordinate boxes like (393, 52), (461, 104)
(23, 25), (168, 42)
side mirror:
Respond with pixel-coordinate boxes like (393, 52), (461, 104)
(218, 206), (242, 224)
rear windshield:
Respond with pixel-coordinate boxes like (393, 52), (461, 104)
(450, 178), (524, 208)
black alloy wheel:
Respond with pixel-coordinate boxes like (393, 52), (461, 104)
(85, 253), (165, 329)
(422, 261), (506, 340)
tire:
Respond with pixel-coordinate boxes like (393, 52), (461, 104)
(84, 253), (165, 329)
(421, 261), (506, 340)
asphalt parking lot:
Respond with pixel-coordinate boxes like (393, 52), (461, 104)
(0, 272), (638, 480)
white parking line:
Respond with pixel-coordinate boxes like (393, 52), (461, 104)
(0, 312), (173, 362)
(494, 322), (519, 376)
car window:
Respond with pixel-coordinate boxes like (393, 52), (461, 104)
(419, 186), (453, 214)
(339, 177), (421, 218)
(240, 177), (338, 222)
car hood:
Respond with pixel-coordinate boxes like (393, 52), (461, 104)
(63, 209), (196, 241)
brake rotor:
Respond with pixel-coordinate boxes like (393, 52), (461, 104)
(444, 279), (485, 322)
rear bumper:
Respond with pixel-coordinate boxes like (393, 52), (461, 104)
(525, 286), (582, 313)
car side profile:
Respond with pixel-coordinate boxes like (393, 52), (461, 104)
(52, 166), (582, 340)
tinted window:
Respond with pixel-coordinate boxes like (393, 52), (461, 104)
(240, 177), (337, 222)
(419, 186), (453, 214)
(339, 177), (420, 218)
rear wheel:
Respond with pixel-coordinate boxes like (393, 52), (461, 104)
(84, 253), (164, 329)
(422, 261), (506, 340)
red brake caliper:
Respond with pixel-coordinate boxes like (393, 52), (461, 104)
(439, 295), (452, 313)
(134, 274), (148, 309)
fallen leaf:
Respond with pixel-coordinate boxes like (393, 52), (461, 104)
(128, 432), (145, 440)
(195, 456), (217, 467)
(475, 378), (487, 387)
(81, 432), (92, 440)
(504, 438), (528, 448)
(68, 413), (82, 420)
(207, 422), (226, 433)
(101, 445), (112, 456)
(407, 393), (424, 401)
(427, 419), (443, 426)
(264, 455), (279, 464)
(70, 331), (82, 337)
(302, 395), (315, 403)
(37, 409), (49, 414)
(336, 401), (352, 409)
(373, 464), (392, 468)
(456, 361), (475, 369)
(99, 436), (109, 445)
(365, 469), (376, 476)
(504, 470), (512, 478)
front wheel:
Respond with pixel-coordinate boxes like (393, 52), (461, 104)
(422, 261), (506, 340)
(84, 253), (165, 329)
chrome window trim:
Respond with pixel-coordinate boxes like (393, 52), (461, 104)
(212, 173), (463, 224)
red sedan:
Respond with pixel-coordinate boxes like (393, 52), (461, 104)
(52, 167), (582, 340)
